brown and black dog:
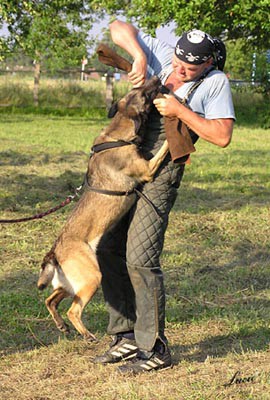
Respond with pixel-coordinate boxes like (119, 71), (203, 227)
(37, 76), (169, 341)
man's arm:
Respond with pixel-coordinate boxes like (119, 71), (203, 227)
(110, 19), (234, 148)
(109, 20), (147, 86)
(153, 94), (233, 148)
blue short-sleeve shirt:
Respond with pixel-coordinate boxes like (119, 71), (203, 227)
(137, 32), (235, 120)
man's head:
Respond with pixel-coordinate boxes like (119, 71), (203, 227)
(172, 29), (226, 82)
(175, 30), (215, 65)
(171, 55), (212, 83)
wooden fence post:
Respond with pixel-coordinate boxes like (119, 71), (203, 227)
(33, 61), (41, 107)
(105, 71), (114, 110)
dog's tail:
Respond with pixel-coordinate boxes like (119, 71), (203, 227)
(38, 249), (58, 290)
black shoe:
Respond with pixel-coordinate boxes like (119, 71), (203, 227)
(118, 341), (172, 374)
(93, 333), (138, 364)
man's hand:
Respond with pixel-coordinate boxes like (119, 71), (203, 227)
(153, 94), (183, 118)
(128, 56), (147, 87)
(155, 94), (233, 148)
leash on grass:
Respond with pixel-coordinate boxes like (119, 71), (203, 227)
(0, 184), (83, 224)
(0, 180), (161, 224)
(1, 138), (162, 224)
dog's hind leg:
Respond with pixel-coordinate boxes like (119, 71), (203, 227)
(67, 280), (100, 342)
(59, 244), (102, 341)
(45, 288), (71, 333)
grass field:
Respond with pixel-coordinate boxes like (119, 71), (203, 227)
(0, 91), (270, 399)
(0, 75), (131, 112)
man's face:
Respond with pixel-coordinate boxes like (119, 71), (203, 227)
(171, 54), (212, 82)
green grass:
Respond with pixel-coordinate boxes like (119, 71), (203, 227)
(232, 88), (270, 128)
(0, 90), (270, 399)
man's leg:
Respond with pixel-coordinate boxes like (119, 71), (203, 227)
(128, 157), (184, 350)
(118, 158), (185, 373)
(96, 212), (136, 334)
(94, 213), (138, 364)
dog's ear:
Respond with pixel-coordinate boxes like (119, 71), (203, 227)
(117, 96), (140, 118)
(107, 101), (118, 118)
(134, 119), (142, 134)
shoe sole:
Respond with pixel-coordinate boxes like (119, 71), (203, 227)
(118, 363), (173, 375)
(92, 349), (138, 364)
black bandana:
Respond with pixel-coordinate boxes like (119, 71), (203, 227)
(175, 29), (215, 65)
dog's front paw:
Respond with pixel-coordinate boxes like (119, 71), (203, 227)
(141, 173), (154, 183)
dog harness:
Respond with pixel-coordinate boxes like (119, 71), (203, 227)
(90, 139), (136, 156)
(86, 139), (138, 196)
(85, 139), (162, 220)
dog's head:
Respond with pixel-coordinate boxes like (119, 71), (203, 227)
(108, 76), (162, 133)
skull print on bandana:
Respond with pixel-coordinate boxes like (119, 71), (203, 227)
(175, 29), (215, 65)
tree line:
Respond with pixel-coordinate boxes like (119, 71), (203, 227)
(1, 0), (269, 103)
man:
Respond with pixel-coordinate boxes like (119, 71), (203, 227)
(94, 19), (235, 374)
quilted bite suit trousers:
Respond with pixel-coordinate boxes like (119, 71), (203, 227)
(96, 110), (185, 351)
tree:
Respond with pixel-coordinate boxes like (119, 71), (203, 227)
(91, 0), (270, 50)
(0, 0), (96, 105)
(90, 26), (133, 71)
(225, 39), (270, 85)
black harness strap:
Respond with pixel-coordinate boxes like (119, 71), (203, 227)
(85, 185), (135, 197)
(176, 66), (216, 145)
(134, 188), (162, 221)
(91, 140), (135, 155)
(86, 136), (163, 220)
(84, 178), (162, 221)
(181, 66), (215, 105)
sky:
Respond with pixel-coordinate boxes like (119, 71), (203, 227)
(156, 23), (178, 46)
(90, 18), (178, 47)
(1, 18), (179, 51)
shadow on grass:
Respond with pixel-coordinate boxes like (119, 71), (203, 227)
(0, 106), (107, 119)
(172, 325), (270, 365)
(165, 237), (270, 364)
(0, 149), (88, 167)
(0, 151), (89, 214)
(0, 111), (108, 126)
(173, 148), (270, 213)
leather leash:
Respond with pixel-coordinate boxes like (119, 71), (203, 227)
(1, 140), (161, 223)
(0, 184), (83, 224)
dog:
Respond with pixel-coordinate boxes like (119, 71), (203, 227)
(37, 76), (169, 341)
